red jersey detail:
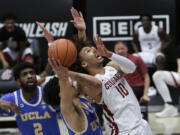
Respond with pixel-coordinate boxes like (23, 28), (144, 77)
(124, 54), (147, 87)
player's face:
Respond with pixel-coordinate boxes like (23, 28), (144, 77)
(4, 19), (15, 32)
(141, 16), (151, 29)
(114, 43), (128, 57)
(79, 46), (104, 67)
(19, 68), (37, 92)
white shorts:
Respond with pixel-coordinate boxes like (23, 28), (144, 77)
(3, 47), (33, 61)
(119, 119), (152, 135)
(133, 52), (165, 67)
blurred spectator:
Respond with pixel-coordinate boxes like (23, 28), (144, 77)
(152, 58), (180, 118)
(132, 14), (172, 70)
(0, 12), (34, 69)
(114, 41), (150, 120)
(114, 41), (150, 101)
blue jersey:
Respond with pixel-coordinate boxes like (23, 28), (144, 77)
(0, 86), (61, 135)
(60, 97), (103, 135)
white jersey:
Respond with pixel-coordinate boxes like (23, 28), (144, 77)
(95, 66), (142, 134)
(138, 25), (162, 53)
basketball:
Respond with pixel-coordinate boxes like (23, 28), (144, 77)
(48, 38), (77, 67)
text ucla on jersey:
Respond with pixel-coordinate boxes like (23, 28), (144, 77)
(0, 86), (61, 135)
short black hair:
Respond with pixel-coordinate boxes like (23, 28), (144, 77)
(69, 35), (92, 74)
(140, 14), (152, 21)
(43, 77), (60, 106)
(13, 62), (36, 80)
(2, 12), (16, 22)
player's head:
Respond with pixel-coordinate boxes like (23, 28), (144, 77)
(13, 62), (37, 92)
(140, 14), (152, 29)
(114, 41), (128, 57)
(43, 77), (60, 106)
(2, 12), (16, 32)
(71, 39), (104, 74)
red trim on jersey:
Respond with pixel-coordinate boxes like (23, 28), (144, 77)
(170, 72), (179, 87)
(103, 103), (119, 135)
(103, 104), (113, 117)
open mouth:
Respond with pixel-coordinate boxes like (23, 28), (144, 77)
(27, 80), (35, 85)
(95, 54), (102, 60)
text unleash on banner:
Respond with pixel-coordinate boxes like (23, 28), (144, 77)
(93, 15), (169, 41)
(0, 22), (69, 38)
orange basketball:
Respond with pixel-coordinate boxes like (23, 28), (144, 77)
(48, 38), (77, 67)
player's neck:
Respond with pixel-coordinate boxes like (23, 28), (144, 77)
(144, 25), (152, 33)
(88, 66), (105, 76)
(21, 88), (37, 101)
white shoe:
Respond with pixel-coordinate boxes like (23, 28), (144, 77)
(155, 104), (179, 118)
(148, 86), (157, 96)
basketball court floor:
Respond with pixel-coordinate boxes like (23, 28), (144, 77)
(0, 106), (179, 135)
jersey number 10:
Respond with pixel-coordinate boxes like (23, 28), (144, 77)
(115, 83), (129, 98)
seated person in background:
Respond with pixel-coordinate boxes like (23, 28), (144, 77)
(0, 13), (34, 69)
(43, 59), (103, 135)
(114, 41), (150, 102)
(153, 58), (180, 118)
(132, 14), (172, 70)
(114, 41), (150, 120)
(0, 62), (61, 135)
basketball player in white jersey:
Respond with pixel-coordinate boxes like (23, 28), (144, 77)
(37, 8), (152, 134)
(152, 58), (180, 117)
(132, 14), (172, 70)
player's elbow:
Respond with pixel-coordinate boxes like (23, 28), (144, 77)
(125, 62), (136, 74)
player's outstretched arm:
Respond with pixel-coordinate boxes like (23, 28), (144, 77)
(0, 100), (20, 115)
(36, 21), (54, 43)
(68, 71), (102, 102)
(49, 58), (77, 114)
(70, 7), (87, 42)
(93, 35), (136, 73)
(49, 58), (102, 103)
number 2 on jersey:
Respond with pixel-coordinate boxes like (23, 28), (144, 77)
(33, 123), (43, 135)
(115, 82), (129, 98)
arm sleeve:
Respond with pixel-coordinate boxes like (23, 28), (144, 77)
(110, 53), (136, 73)
(0, 93), (15, 116)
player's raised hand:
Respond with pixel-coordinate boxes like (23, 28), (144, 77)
(0, 100), (20, 114)
(70, 7), (86, 32)
(36, 21), (54, 43)
(48, 58), (69, 80)
(93, 35), (112, 58)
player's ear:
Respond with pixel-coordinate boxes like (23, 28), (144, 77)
(81, 61), (88, 68)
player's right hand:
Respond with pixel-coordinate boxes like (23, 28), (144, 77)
(36, 21), (54, 43)
(70, 7), (86, 32)
(0, 100), (20, 114)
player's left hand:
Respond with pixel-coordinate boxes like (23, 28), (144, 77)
(93, 35), (112, 58)
(36, 21), (54, 43)
(70, 7), (86, 32)
(140, 95), (150, 102)
(48, 58), (69, 80)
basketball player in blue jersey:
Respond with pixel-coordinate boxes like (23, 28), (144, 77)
(43, 59), (103, 135)
(0, 62), (61, 135)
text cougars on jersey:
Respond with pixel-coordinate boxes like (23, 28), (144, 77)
(105, 72), (122, 90)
